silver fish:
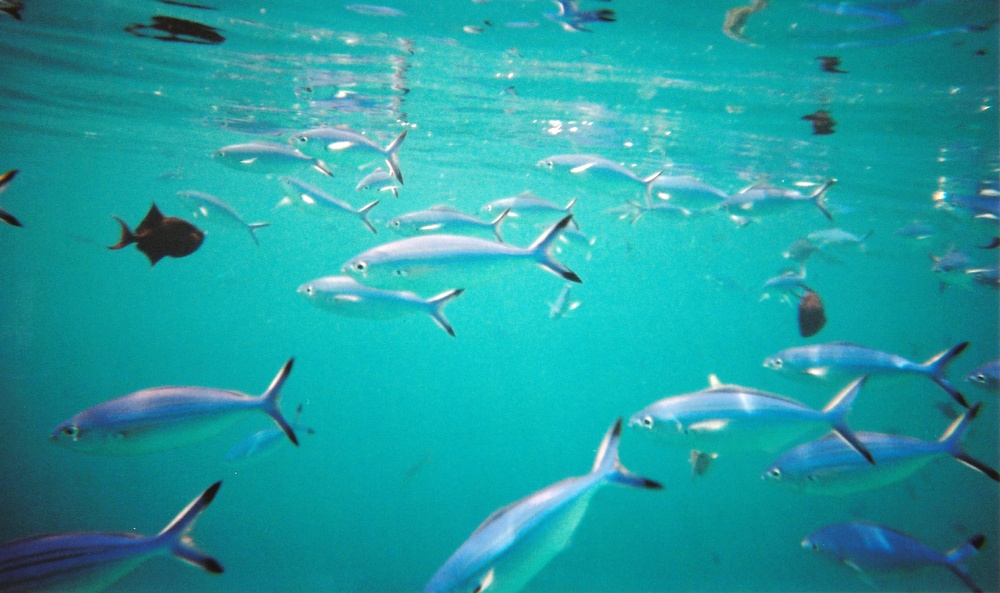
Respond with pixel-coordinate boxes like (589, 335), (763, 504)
(423, 419), (661, 593)
(175, 190), (268, 245)
(51, 359), (298, 455)
(763, 341), (969, 407)
(548, 282), (581, 319)
(650, 175), (729, 205)
(965, 359), (1000, 390)
(966, 265), (1000, 287)
(224, 404), (314, 465)
(933, 190), (1000, 220)
(387, 206), (509, 242)
(536, 154), (662, 202)
(761, 267), (808, 301)
(278, 176), (379, 234)
(355, 167), (399, 198)
(895, 221), (936, 240)
(0, 482), (223, 593)
(806, 228), (873, 252)
(290, 127), (407, 183)
(341, 215), (581, 292)
(802, 522), (985, 593)
(720, 179), (835, 221)
(481, 192), (575, 221)
(297, 275), (464, 337)
(763, 403), (999, 495)
(212, 142), (332, 176)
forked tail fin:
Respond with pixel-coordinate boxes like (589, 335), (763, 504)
(156, 481), (224, 575)
(592, 418), (663, 490)
(528, 215), (582, 283)
(922, 341), (970, 407)
(260, 358), (298, 446)
(108, 217), (137, 250)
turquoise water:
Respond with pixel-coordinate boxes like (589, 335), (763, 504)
(0, 1), (998, 592)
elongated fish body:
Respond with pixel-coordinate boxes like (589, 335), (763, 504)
(224, 405), (313, 465)
(297, 275), (464, 337)
(966, 360), (1000, 390)
(290, 127), (407, 182)
(481, 193), (575, 227)
(279, 176), (378, 234)
(342, 215), (581, 292)
(212, 142), (332, 176)
(423, 419), (661, 593)
(629, 376), (872, 460)
(650, 175), (729, 205)
(763, 404), (999, 495)
(721, 179), (835, 220)
(934, 190), (1000, 220)
(537, 154), (661, 201)
(803, 522), (986, 592)
(763, 341), (969, 407)
(615, 200), (692, 225)
(0, 482), (223, 593)
(355, 167), (399, 198)
(175, 191), (268, 245)
(51, 360), (298, 455)
(388, 206), (509, 242)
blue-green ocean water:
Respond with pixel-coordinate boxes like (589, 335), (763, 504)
(1, 1), (998, 592)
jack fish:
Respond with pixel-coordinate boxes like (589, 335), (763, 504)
(175, 191), (268, 245)
(721, 179), (835, 220)
(212, 142), (332, 177)
(388, 206), (509, 242)
(290, 127), (407, 183)
(279, 176), (379, 234)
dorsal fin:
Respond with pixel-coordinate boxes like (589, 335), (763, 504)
(708, 374), (723, 388)
(136, 203), (166, 235)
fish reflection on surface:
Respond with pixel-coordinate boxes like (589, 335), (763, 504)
(817, 56), (848, 73)
(124, 16), (225, 45)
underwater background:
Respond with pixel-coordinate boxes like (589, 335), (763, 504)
(0, 1), (998, 592)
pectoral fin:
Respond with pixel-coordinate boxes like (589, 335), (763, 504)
(686, 419), (730, 434)
(806, 367), (831, 379)
(473, 569), (495, 593)
(570, 162), (597, 174)
(334, 295), (362, 303)
(327, 141), (357, 151)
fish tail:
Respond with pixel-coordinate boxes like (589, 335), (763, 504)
(155, 481), (224, 575)
(938, 403), (1000, 483)
(563, 196), (577, 213)
(247, 222), (269, 246)
(489, 208), (510, 242)
(426, 289), (464, 337)
(945, 534), (986, 593)
(0, 206), (22, 227)
(384, 129), (407, 184)
(592, 418), (663, 490)
(312, 160), (334, 177)
(642, 170), (663, 207)
(358, 199), (380, 235)
(259, 358), (299, 446)
(810, 178), (836, 221)
(922, 341), (970, 407)
(108, 216), (137, 250)
(528, 215), (582, 283)
(821, 376), (875, 464)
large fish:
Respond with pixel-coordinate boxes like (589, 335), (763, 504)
(212, 142), (332, 177)
(108, 203), (204, 266)
(51, 359), (298, 455)
(763, 341), (970, 407)
(341, 215), (581, 292)
(762, 403), (999, 495)
(802, 521), (986, 592)
(720, 179), (835, 220)
(175, 191), (268, 245)
(279, 176), (379, 234)
(387, 206), (509, 242)
(423, 419), (661, 593)
(290, 127), (407, 183)
(297, 275), (464, 337)
(0, 169), (23, 227)
(0, 482), (223, 593)
(629, 375), (873, 462)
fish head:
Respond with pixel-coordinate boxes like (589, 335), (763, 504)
(296, 282), (317, 299)
(762, 355), (784, 371)
(51, 420), (83, 445)
(289, 131), (326, 159)
(49, 418), (109, 452)
(342, 257), (370, 281)
(627, 407), (683, 438)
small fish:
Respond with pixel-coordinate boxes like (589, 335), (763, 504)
(817, 56), (848, 73)
(763, 341), (970, 407)
(650, 175), (729, 206)
(548, 282), (581, 319)
(537, 154), (662, 203)
(762, 267), (808, 301)
(422, 419), (661, 593)
(297, 275), (464, 337)
(387, 206), (509, 242)
(108, 203), (204, 266)
(212, 142), (332, 177)
(629, 375), (873, 462)
(722, 0), (769, 44)
(763, 403), (999, 495)
(341, 215), (581, 292)
(123, 16), (225, 45)
(802, 110), (836, 135)
(689, 450), (719, 478)
(51, 359), (298, 455)
(803, 522), (985, 592)
(290, 127), (407, 183)
(546, 0), (615, 32)
(224, 404), (315, 465)
(783, 238), (819, 264)
(0, 482), (224, 592)
(895, 221), (935, 240)
(176, 191), (268, 245)
(481, 191), (575, 223)
(279, 176), (379, 234)
(797, 288), (826, 337)
(933, 190), (1000, 220)
(355, 167), (399, 198)
(965, 360), (1000, 390)
(721, 179), (835, 221)
(807, 228), (873, 252)
(930, 247), (971, 273)
(0, 169), (23, 227)
(614, 200), (692, 225)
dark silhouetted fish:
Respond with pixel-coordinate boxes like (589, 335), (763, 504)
(817, 56), (848, 73)
(124, 16), (224, 44)
(0, 0), (23, 20)
(802, 110), (836, 135)
(109, 203), (204, 266)
(797, 288), (826, 337)
(0, 169), (22, 227)
(157, 0), (216, 9)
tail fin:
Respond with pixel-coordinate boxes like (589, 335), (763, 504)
(642, 171), (663, 207)
(938, 403), (999, 483)
(922, 341), (970, 407)
(489, 208), (510, 242)
(821, 376), (875, 464)
(357, 199), (380, 235)
(563, 196), (577, 213)
(259, 358), (298, 446)
(383, 129), (407, 184)
(810, 179), (836, 221)
(945, 534), (986, 593)
(108, 216), (137, 250)
(312, 160), (334, 177)
(528, 215), (582, 283)
(246, 222), (269, 246)
(0, 206), (22, 228)
(592, 418), (663, 490)
(425, 289), (464, 337)
(156, 482), (225, 575)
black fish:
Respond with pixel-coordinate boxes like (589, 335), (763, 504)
(797, 288), (826, 337)
(817, 56), (848, 74)
(802, 110), (836, 135)
(109, 203), (204, 266)
(124, 16), (224, 45)
(0, 169), (22, 227)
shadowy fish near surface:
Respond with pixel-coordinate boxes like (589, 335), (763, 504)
(51, 359), (298, 455)
(124, 15), (224, 44)
(546, 0), (615, 32)
(0, 0), (23, 20)
(0, 169), (23, 227)
(802, 109), (836, 135)
(108, 203), (204, 266)
(0, 482), (224, 593)
(965, 360), (1000, 390)
(817, 56), (848, 73)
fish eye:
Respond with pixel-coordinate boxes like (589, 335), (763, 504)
(353, 262), (367, 272)
(974, 373), (987, 384)
(297, 135), (308, 143)
(770, 358), (783, 369)
(62, 425), (79, 440)
(768, 468), (781, 479)
(304, 286), (314, 295)
(641, 415), (654, 429)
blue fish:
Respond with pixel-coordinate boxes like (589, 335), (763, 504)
(0, 482), (223, 593)
(279, 176), (379, 235)
(803, 521), (986, 592)
(212, 142), (332, 177)
(423, 419), (661, 593)
(720, 179), (835, 221)
(965, 360), (1000, 391)
(763, 403), (1000, 495)
(763, 341), (970, 407)
(224, 404), (314, 465)
(51, 360), (298, 455)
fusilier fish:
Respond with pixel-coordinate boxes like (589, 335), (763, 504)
(423, 419), (661, 593)
(342, 215), (581, 292)
(51, 359), (298, 455)
(279, 176), (379, 234)
(387, 206), (509, 242)
(212, 142), (332, 176)
(290, 127), (407, 183)
(763, 341), (969, 407)
(480, 192), (575, 224)
(802, 521), (986, 592)
(355, 167), (399, 198)
(0, 482), (224, 593)
(806, 228), (873, 252)
(763, 403), (999, 495)
(629, 375), (874, 462)
(537, 154), (662, 202)
(720, 179), (835, 220)
(175, 191), (268, 245)
(224, 404), (314, 465)
(965, 360), (1000, 390)
(650, 175), (729, 205)
(297, 275), (464, 337)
